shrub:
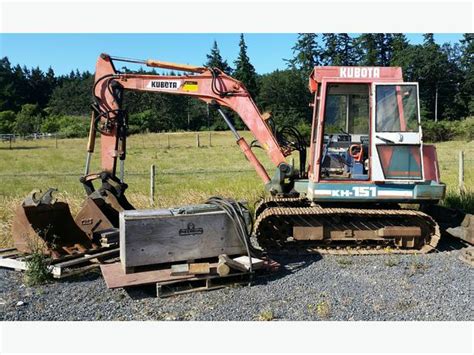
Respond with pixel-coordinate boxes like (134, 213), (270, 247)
(442, 190), (474, 214)
(40, 115), (89, 138)
(40, 115), (61, 133)
(14, 104), (43, 135)
(24, 252), (52, 286)
(0, 110), (16, 134)
(422, 118), (474, 142)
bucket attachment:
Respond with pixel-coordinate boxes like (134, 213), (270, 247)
(424, 204), (474, 245)
(74, 191), (122, 242)
(12, 189), (95, 258)
(74, 172), (135, 242)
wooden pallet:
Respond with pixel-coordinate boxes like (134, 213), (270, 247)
(0, 248), (29, 271)
(156, 271), (253, 298)
(0, 247), (119, 279)
(101, 259), (255, 297)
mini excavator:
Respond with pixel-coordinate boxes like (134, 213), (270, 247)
(13, 53), (473, 257)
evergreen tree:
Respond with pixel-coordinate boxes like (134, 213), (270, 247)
(375, 33), (394, 66)
(321, 34), (356, 65)
(390, 33), (410, 65)
(233, 34), (258, 99)
(423, 33), (435, 45)
(336, 33), (356, 65)
(459, 33), (474, 116)
(287, 33), (321, 75)
(355, 34), (378, 65)
(419, 35), (445, 119)
(0, 57), (15, 111)
(48, 73), (93, 115)
(205, 40), (232, 74)
(321, 34), (338, 65)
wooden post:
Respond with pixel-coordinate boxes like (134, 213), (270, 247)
(209, 131), (212, 147)
(167, 135), (170, 148)
(434, 85), (438, 123)
(55, 133), (58, 148)
(150, 164), (155, 206)
(459, 151), (464, 193)
(196, 133), (200, 148)
(9, 135), (12, 150)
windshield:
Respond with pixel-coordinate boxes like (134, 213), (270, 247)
(324, 84), (369, 134)
(376, 84), (419, 132)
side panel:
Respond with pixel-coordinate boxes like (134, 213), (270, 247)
(305, 180), (445, 203)
(423, 145), (441, 182)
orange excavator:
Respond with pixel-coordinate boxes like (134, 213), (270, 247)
(12, 53), (472, 257)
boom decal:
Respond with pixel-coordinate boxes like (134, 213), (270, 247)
(146, 80), (182, 90)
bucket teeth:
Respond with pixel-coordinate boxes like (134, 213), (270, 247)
(39, 188), (58, 205)
(23, 188), (58, 207)
(23, 189), (42, 207)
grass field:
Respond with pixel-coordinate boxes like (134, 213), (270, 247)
(0, 131), (472, 247)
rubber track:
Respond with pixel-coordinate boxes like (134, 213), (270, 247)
(254, 196), (304, 218)
(254, 201), (441, 255)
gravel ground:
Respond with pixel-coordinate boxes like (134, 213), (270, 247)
(1, 245), (472, 321)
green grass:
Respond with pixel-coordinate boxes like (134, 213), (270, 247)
(0, 131), (472, 248)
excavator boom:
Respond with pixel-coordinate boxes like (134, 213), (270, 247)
(89, 53), (292, 188)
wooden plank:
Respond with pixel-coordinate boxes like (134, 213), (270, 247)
(0, 252), (21, 259)
(156, 272), (252, 298)
(48, 246), (114, 265)
(100, 261), (208, 289)
(53, 248), (119, 269)
(170, 264), (189, 276)
(219, 254), (248, 272)
(52, 264), (100, 279)
(189, 263), (211, 274)
(0, 258), (27, 271)
(0, 248), (17, 254)
(232, 256), (264, 270)
(51, 248), (119, 277)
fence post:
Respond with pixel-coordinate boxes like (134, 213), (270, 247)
(167, 135), (170, 148)
(196, 133), (200, 148)
(150, 164), (155, 206)
(9, 135), (12, 150)
(459, 151), (464, 193)
(209, 131), (212, 147)
(55, 133), (58, 148)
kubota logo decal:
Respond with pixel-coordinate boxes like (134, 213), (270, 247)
(340, 67), (380, 79)
(147, 80), (181, 90)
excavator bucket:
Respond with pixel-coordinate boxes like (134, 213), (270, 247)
(12, 189), (95, 259)
(424, 204), (474, 245)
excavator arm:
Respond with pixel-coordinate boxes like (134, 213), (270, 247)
(86, 53), (293, 194)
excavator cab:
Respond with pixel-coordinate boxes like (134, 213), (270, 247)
(303, 66), (445, 203)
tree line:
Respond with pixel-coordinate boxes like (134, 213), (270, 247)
(0, 33), (472, 138)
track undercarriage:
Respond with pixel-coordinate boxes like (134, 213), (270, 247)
(254, 197), (441, 255)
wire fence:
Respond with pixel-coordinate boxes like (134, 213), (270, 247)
(0, 132), (472, 192)
(0, 168), (257, 178)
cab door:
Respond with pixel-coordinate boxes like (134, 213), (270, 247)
(371, 83), (424, 182)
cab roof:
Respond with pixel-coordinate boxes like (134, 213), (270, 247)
(309, 66), (404, 92)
